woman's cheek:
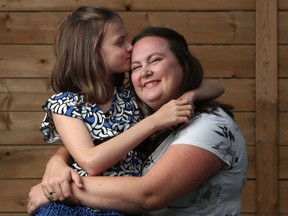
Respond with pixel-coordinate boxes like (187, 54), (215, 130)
(131, 73), (139, 86)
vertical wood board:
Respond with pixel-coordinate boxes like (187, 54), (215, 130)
(255, 0), (278, 215)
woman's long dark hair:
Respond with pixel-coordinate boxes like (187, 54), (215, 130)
(130, 27), (234, 154)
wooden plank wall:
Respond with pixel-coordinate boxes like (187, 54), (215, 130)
(0, 0), (287, 215)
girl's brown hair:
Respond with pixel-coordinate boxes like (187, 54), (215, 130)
(51, 6), (125, 104)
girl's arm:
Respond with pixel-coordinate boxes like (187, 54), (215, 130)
(39, 98), (191, 202)
(47, 79), (223, 178)
(180, 79), (224, 104)
(53, 98), (192, 176)
(41, 147), (83, 201)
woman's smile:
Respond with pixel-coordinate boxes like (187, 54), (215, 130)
(143, 80), (160, 88)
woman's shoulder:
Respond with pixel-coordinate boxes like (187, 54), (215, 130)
(175, 107), (239, 141)
(193, 107), (234, 124)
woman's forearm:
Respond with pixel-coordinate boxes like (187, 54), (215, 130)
(70, 145), (222, 213)
(71, 176), (152, 213)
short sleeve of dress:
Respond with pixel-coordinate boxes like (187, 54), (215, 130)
(40, 92), (85, 144)
(171, 108), (244, 169)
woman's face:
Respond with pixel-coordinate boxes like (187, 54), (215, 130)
(131, 36), (183, 110)
(101, 21), (133, 74)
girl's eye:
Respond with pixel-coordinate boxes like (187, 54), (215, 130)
(117, 40), (124, 46)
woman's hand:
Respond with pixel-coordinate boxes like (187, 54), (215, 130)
(150, 98), (193, 131)
(27, 183), (50, 215)
(41, 152), (83, 204)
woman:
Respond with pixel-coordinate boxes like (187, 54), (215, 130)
(29, 6), (224, 216)
(28, 26), (247, 216)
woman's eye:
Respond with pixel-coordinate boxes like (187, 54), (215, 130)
(150, 58), (160, 63)
(131, 65), (140, 72)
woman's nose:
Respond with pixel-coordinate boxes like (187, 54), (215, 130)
(141, 68), (152, 78)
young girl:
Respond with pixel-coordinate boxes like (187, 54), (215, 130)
(30, 6), (224, 216)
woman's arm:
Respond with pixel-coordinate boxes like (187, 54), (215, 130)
(53, 98), (192, 176)
(28, 147), (83, 214)
(28, 145), (222, 214)
(71, 145), (222, 213)
(41, 147), (83, 201)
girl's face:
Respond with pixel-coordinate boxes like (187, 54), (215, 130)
(101, 21), (133, 74)
(131, 36), (183, 110)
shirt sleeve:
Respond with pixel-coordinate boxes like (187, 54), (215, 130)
(39, 92), (84, 144)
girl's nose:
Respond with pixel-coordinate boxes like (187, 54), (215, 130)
(126, 42), (133, 52)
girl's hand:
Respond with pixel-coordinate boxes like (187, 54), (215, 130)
(151, 98), (193, 131)
(179, 91), (195, 105)
(179, 79), (225, 106)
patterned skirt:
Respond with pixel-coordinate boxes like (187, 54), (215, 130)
(32, 202), (124, 216)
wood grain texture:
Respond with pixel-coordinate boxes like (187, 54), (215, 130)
(0, 0), (256, 11)
(0, 0), (286, 215)
(255, 0), (278, 215)
(0, 11), (255, 45)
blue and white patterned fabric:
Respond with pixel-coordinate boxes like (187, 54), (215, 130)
(34, 86), (144, 215)
(32, 202), (123, 216)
